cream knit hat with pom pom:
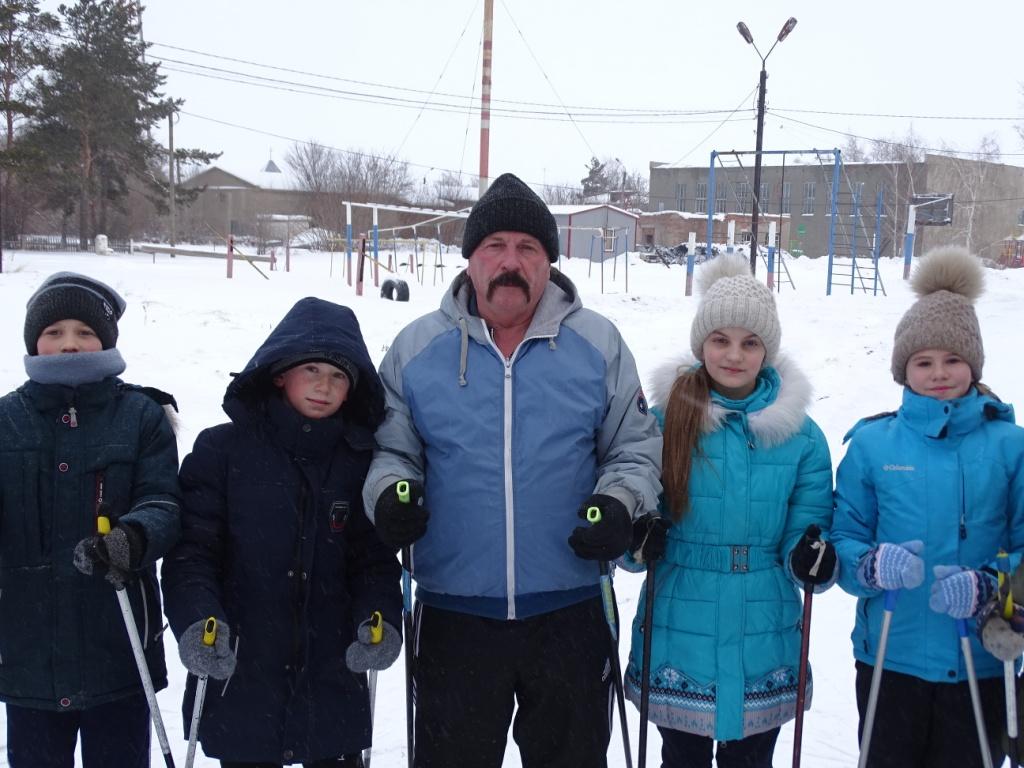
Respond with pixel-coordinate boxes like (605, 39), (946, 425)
(689, 252), (781, 364)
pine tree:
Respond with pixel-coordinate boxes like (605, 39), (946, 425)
(24, 0), (216, 247)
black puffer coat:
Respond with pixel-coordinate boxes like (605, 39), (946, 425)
(161, 298), (401, 763)
(0, 377), (181, 711)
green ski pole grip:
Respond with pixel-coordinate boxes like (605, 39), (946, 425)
(397, 481), (410, 504)
(586, 505), (602, 524)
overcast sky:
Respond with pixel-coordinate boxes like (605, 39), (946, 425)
(50, 0), (1024, 192)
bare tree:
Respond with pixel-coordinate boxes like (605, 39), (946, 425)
(336, 149), (414, 204)
(842, 134), (869, 162)
(541, 182), (583, 205)
(869, 127), (926, 257)
(432, 170), (475, 207)
(285, 139), (342, 235)
(938, 134), (1000, 253)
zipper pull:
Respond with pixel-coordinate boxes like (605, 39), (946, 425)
(68, 406), (78, 428)
(960, 508), (967, 540)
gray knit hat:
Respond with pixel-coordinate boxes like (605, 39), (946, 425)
(891, 245), (985, 384)
(689, 252), (781, 364)
(462, 173), (560, 262)
(24, 271), (126, 354)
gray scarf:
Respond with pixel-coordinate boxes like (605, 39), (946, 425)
(24, 348), (127, 386)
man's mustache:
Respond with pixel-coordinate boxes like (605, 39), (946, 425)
(487, 271), (531, 301)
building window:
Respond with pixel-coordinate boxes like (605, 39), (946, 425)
(757, 182), (769, 214)
(736, 182), (751, 213)
(696, 182), (707, 214)
(826, 183), (834, 216)
(802, 182), (816, 215)
(675, 183), (687, 211)
(715, 184), (726, 214)
(1018, 208), (1024, 226)
(781, 182), (791, 214)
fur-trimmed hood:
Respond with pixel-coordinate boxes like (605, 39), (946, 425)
(645, 353), (813, 448)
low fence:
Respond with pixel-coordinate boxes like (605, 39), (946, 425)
(2, 235), (133, 254)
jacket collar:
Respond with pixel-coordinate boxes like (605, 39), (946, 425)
(898, 386), (1013, 439)
(21, 377), (121, 413)
(647, 353), (812, 448)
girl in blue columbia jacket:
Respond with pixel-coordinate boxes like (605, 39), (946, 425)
(623, 254), (836, 768)
(832, 246), (1024, 768)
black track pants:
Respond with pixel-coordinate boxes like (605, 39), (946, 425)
(413, 597), (613, 768)
(854, 661), (1005, 768)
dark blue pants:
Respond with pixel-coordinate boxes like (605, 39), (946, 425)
(6, 692), (150, 768)
(221, 758), (364, 768)
(657, 726), (780, 768)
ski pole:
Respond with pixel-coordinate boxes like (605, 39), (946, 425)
(362, 611), (384, 768)
(98, 514), (176, 768)
(958, 618), (995, 768)
(793, 532), (827, 768)
(184, 617), (217, 768)
(587, 505), (634, 768)
(858, 589), (898, 768)
(638, 559), (656, 768)
(397, 481), (416, 768)
(998, 551), (1020, 768)
(792, 586), (814, 768)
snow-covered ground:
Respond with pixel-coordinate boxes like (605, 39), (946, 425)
(0, 245), (1021, 767)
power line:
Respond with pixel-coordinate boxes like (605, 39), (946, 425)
(773, 112), (1024, 158)
(178, 109), (588, 193)
(774, 107), (1021, 122)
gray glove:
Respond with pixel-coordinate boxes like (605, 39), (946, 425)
(73, 524), (144, 589)
(981, 612), (1024, 662)
(345, 618), (402, 673)
(178, 618), (237, 680)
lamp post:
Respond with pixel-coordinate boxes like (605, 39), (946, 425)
(737, 16), (797, 275)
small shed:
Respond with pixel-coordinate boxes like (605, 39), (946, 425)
(549, 204), (638, 261)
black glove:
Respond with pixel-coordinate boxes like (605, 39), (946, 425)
(789, 524), (837, 586)
(73, 519), (147, 588)
(568, 494), (633, 561)
(631, 514), (672, 564)
(374, 480), (429, 548)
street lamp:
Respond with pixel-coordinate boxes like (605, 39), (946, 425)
(737, 16), (797, 275)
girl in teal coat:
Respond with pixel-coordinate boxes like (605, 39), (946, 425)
(623, 253), (836, 767)
(832, 246), (1024, 768)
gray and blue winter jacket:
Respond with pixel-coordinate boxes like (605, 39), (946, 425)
(832, 386), (1024, 684)
(362, 269), (663, 620)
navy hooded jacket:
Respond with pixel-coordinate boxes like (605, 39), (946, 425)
(161, 298), (401, 763)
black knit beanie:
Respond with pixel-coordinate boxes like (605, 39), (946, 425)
(24, 272), (126, 355)
(462, 173), (560, 262)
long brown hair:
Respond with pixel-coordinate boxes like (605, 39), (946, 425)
(661, 365), (713, 522)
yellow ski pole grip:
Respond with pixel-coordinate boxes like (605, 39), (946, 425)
(202, 617), (218, 647)
(396, 481), (410, 504)
(369, 611), (384, 644)
(586, 506), (602, 524)
(97, 515), (111, 535)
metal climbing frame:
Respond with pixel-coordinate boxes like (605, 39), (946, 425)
(694, 148), (842, 297)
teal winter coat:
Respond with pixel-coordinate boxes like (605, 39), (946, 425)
(623, 355), (834, 741)
(832, 386), (1024, 684)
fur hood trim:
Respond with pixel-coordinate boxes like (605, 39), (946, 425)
(645, 353), (812, 447)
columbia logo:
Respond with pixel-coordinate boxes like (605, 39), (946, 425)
(882, 464), (915, 472)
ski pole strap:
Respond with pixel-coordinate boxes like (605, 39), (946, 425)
(397, 481), (410, 504)
(369, 611), (384, 644)
(202, 617), (217, 646)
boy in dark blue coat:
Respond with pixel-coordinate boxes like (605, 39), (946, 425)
(162, 297), (402, 768)
(0, 272), (182, 768)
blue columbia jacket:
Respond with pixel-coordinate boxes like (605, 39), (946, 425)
(362, 270), (662, 620)
(832, 386), (1024, 683)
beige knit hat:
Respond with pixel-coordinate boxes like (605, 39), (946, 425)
(891, 245), (985, 384)
(690, 252), (781, 363)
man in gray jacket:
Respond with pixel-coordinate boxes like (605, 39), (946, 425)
(364, 172), (662, 767)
